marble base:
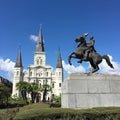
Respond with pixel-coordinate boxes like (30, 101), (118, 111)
(62, 73), (120, 108)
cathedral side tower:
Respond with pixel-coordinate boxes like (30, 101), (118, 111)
(52, 50), (63, 96)
(34, 27), (46, 66)
(12, 50), (23, 97)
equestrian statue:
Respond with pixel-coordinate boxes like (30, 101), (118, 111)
(68, 33), (114, 73)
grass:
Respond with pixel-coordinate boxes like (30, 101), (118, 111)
(0, 107), (19, 120)
(0, 102), (50, 120)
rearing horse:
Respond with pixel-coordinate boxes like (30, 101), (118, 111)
(68, 34), (114, 73)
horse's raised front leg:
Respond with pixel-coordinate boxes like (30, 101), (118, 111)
(68, 52), (76, 65)
(77, 59), (83, 63)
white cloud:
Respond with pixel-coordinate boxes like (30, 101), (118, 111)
(0, 54), (119, 82)
(62, 60), (86, 74)
(99, 55), (120, 75)
(30, 35), (38, 42)
(0, 58), (15, 81)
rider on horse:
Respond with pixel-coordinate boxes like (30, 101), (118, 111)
(68, 33), (114, 73)
(76, 33), (96, 63)
(83, 36), (96, 60)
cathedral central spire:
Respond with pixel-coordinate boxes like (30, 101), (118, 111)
(56, 49), (63, 68)
(36, 26), (44, 52)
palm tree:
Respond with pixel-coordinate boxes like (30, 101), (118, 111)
(29, 82), (39, 103)
(16, 81), (29, 103)
(40, 84), (51, 102)
(16, 81), (40, 103)
(16, 81), (51, 103)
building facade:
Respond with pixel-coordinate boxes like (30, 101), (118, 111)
(12, 27), (63, 101)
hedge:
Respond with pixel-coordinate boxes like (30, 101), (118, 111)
(14, 107), (120, 120)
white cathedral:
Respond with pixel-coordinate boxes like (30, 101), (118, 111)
(12, 27), (63, 101)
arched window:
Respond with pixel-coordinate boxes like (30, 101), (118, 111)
(40, 59), (42, 65)
(46, 72), (48, 76)
(30, 71), (32, 76)
(37, 60), (39, 65)
(17, 71), (19, 76)
(52, 83), (54, 88)
(59, 83), (61, 87)
(59, 72), (61, 76)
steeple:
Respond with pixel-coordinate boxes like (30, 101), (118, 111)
(15, 49), (23, 67)
(36, 26), (44, 52)
(56, 49), (63, 68)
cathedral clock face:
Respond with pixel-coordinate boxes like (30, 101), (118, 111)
(36, 68), (43, 77)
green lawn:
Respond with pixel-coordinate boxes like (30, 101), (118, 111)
(0, 107), (18, 120)
(0, 103), (49, 120)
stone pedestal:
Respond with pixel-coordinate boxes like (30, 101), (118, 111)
(61, 73), (120, 108)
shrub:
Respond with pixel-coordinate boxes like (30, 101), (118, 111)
(51, 95), (61, 102)
(14, 106), (120, 120)
(49, 102), (61, 108)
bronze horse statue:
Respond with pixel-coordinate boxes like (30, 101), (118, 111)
(68, 33), (114, 73)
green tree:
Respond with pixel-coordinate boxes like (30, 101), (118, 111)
(29, 82), (39, 103)
(16, 81), (29, 103)
(0, 84), (4, 104)
(0, 84), (11, 105)
(16, 81), (40, 103)
(16, 81), (51, 103)
(40, 84), (51, 102)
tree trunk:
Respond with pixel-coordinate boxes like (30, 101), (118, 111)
(43, 88), (47, 102)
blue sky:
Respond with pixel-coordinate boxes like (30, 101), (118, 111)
(0, 0), (120, 81)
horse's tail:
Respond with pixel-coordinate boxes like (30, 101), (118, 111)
(102, 55), (114, 69)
